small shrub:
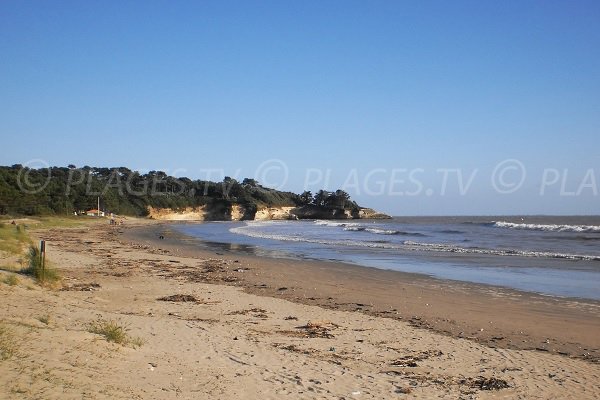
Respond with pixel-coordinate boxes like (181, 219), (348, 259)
(87, 319), (144, 348)
(37, 314), (51, 325)
(3, 274), (19, 286)
(88, 320), (127, 344)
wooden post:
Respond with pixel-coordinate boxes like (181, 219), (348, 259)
(40, 240), (46, 281)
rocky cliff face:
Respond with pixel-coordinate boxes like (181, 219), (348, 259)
(147, 206), (208, 221)
(290, 206), (391, 220)
(357, 208), (392, 219)
(254, 206), (298, 220)
(147, 204), (390, 221)
(289, 205), (352, 219)
(147, 205), (241, 221)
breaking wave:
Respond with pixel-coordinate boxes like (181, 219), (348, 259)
(343, 226), (405, 235)
(493, 221), (600, 233)
(401, 241), (600, 261)
(313, 220), (360, 227)
(315, 220), (425, 236)
(230, 225), (600, 262)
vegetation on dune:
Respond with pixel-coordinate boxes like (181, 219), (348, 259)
(0, 224), (31, 255)
(21, 245), (60, 284)
(0, 165), (361, 218)
(0, 219), (61, 284)
(87, 319), (145, 348)
(0, 323), (17, 360)
(2, 274), (19, 286)
(34, 216), (89, 228)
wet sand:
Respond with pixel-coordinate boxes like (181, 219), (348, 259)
(127, 222), (600, 363)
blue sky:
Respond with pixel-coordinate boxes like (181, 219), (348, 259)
(1, 1), (599, 215)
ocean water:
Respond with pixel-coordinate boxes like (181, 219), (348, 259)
(175, 216), (600, 300)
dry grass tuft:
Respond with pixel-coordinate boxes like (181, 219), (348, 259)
(3, 274), (19, 286)
(21, 245), (60, 284)
(87, 319), (145, 348)
(0, 224), (31, 255)
(0, 322), (17, 360)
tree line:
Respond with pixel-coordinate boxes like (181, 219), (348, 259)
(0, 165), (359, 217)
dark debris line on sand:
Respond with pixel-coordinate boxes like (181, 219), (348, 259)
(469, 376), (510, 390)
(157, 294), (201, 303)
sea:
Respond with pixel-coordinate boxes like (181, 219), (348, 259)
(175, 216), (600, 301)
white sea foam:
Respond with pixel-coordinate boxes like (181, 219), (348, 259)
(229, 225), (394, 249)
(343, 226), (366, 232)
(343, 225), (422, 236)
(342, 226), (400, 235)
(230, 224), (600, 261)
(365, 228), (400, 235)
(493, 221), (600, 233)
(315, 220), (400, 235)
(402, 240), (600, 261)
(314, 220), (361, 228)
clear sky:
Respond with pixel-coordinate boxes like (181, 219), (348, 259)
(1, 1), (599, 215)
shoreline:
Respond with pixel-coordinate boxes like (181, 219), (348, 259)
(1, 219), (599, 398)
(124, 222), (600, 363)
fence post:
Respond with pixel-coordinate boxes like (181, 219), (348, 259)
(40, 240), (46, 281)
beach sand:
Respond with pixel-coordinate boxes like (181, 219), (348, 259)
(0, 220), (599, 399)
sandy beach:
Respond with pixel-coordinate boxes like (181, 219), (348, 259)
(1, 219), (599, 399)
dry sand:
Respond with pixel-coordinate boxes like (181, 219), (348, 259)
(0, 220), (599, 399)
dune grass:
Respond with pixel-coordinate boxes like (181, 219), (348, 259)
(1, 215), (93, 235)
(0, 224), (31, 256)
(87, 319), (145, 348)
(35, 216), (92, 229)
(2, 274), (19, 286)
(1, 217), (89, 284)
(20, 245), (60, 284)
(0, 323), (17, 361)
